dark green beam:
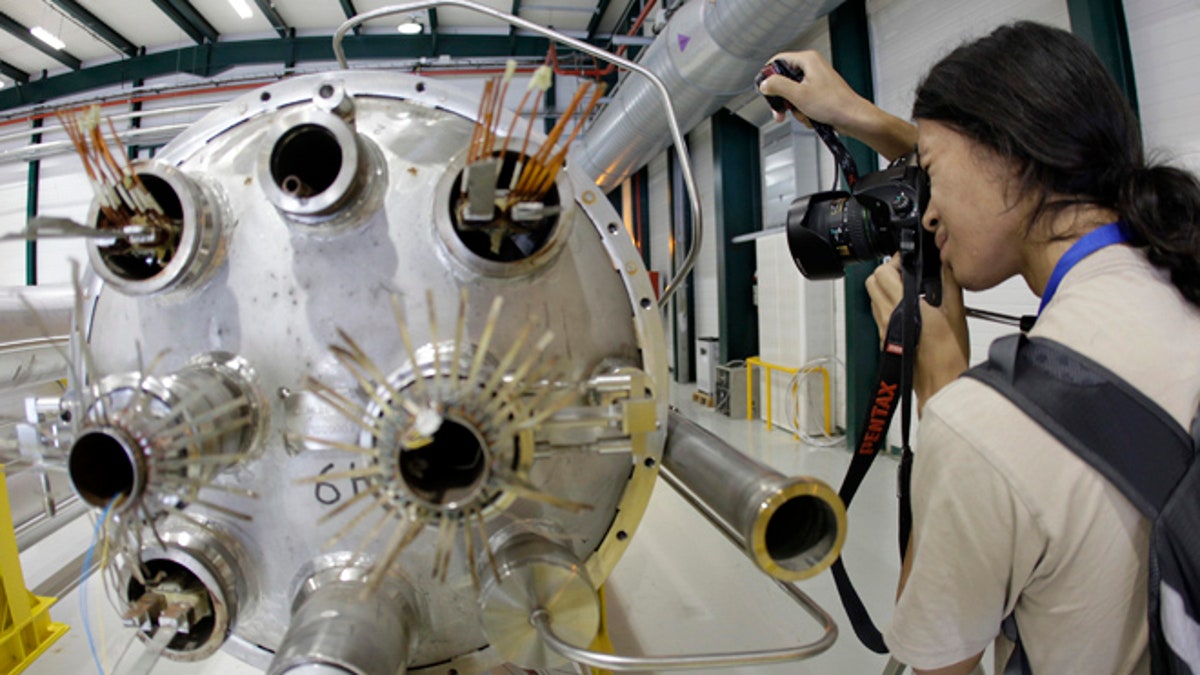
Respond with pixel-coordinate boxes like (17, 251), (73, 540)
(149, 0), (219, 44)
(49, 0), (138, 57)
(712, 110), (760, 364)
(586, 0), (613, 41)
(26, 118), (41, 286)
(634, 166), (650, 268)
(0, 11), (82, 70)
(253, 0), (289, 38)
(0, 59), (29, 83)
(1068, 0), (1138, 115)
(0, 33), (553, 111)
(669, 148), (696, 384)
(337, 0), (362, 35)
(829, 0), (881, 450)
(509, 0), (522, 49)
(429, 9), (439, 52)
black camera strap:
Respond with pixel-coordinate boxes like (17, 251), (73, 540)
(813, 121), (861, 188)
(831, 234), (923, 654)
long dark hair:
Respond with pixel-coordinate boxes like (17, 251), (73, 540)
(912, 21), (1200, 308)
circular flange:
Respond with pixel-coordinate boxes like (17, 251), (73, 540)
(479, 531), (599, 669)
(85, 161), (224, 296)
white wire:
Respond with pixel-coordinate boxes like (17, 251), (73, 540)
(784, 356), (845, 448)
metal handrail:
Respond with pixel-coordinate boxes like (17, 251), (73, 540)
(529, 465), (838, 670)
(0, 124), (191, 164)
(331, 0), (702, 310)
(0, 103), (220, 147)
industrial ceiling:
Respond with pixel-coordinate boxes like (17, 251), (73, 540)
(0, 0), (659, 111)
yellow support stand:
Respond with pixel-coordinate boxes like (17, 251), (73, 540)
(744, 357), (832, 438)
(0, 465), (69, 674)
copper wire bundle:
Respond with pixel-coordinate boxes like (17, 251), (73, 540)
(465, 63), (606, 208)
(508, 79), (605, 205)
(57, 105), (172, 240)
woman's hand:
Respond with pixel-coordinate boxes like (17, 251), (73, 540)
(757, 50), (869, 130)
(865, 257), (970, 413)
(756, 50), (918, 161)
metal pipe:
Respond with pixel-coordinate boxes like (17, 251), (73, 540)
(331, 1), (702, 309)
(268, 562), (420, 675)
(15, 494), (86, 552)
(663, 410), (845, 581)
(0, 103), (219, 146)
(0, 337), (69, 393)
(0, 285), (73, 392)
(0, 284), (72, 344)
(0, 124), (191, 164)
(574, 0), (843, 193)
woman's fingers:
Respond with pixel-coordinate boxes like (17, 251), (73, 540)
(866, 257), (903, 342)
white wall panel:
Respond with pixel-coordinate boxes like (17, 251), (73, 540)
(31, 153), (91, 285)
(0, 161), (27, 287)
(870, 0), (1072, 127)
(755, 231), (839, 437)
(1125, 0), (1200, 175)
(688, 119), (720, 343)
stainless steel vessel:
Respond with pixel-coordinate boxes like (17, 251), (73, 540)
(6, 4), (850, 671)
(56, 69), (668, 673)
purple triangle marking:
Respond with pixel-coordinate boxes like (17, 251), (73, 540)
(678, 34), (691, 52)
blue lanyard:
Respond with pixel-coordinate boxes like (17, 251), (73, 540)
(1038, 221), (1131, 314)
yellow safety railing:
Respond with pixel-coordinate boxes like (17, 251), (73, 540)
(0, 465), (69, 674)
(744, 357), (831, 439)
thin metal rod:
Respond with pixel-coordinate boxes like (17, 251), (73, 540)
(331, 0), (702, 309)
(964, 306), (1026, 327)
(531, 465), (838, 671)
(0, 103), (219, 146)
(0, 124), (192, 164)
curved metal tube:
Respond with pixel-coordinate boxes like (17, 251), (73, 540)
(331, 1), (701, 310)
(531, 412), (839, 671)
(531, 489), (839, 672)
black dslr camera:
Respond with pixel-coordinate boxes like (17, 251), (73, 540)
(756, 59), (941, 306)
(786, 152), (942, 307)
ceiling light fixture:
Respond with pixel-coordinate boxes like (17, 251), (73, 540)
(30, 26), (66, 51)
(397, 16), (423, 35)
(227, 0), (254, 20)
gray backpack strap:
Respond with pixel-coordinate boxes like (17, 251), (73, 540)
(964, 334), (1191, 518)
(964, 334), (1197, 675)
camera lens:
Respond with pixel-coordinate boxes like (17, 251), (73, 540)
(785, 191), (893, 279)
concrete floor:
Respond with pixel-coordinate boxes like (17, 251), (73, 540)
(19, 382), (910, 675)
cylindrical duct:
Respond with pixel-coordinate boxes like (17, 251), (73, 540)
(268, 563), (420, 675)
(67, 351), (267, 512)
(574, 0), (843, 192)
(663, 410), (845, 580)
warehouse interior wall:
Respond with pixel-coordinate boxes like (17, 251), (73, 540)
(636, 0), (1200, 445)
(2, 0), (1200, 457)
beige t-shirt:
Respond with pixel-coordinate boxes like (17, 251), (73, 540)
(883, 245), (1200, 673)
